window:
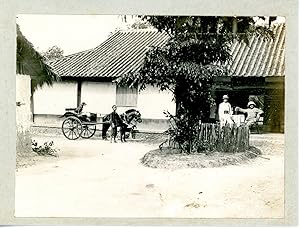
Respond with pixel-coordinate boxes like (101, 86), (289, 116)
(116, 86), (138, 107)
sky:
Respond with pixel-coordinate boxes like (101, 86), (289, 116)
(17, 15), (285, 56)
(17, 15), (136, 55)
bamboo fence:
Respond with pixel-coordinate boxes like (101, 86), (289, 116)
(196, 123), (250, 152)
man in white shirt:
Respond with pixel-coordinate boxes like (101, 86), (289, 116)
(218, 95), (234, 127)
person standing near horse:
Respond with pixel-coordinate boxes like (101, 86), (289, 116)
(218, 95), (234, 127)
(235, 101), (263, 126)
(108, 105), (122, 143)
(101, 107), (142, 141)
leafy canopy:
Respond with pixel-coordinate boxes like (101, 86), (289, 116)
(116, 16), (274, 153)
(117, 16), (274, 93)
(17, 24), (60, 92)
(41, 45), (64, 61)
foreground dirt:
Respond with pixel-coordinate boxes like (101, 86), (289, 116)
(15, 134), (284, 218)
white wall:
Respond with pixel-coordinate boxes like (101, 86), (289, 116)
(16, 74), (31, 132)
(16, 74), (32, 153)
(33, 81), (77, 115)
(33, 80), (176, 121)
(137, 85), (176, 119)
(81, 82), (175, 119)
(81, 81), (116, 116)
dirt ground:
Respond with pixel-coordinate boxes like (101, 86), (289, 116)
(15, 133), (284, 218)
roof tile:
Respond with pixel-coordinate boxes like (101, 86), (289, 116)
(50, 24), (285, 78)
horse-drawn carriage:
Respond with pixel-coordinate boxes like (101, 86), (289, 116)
(60, 105), (141, 141)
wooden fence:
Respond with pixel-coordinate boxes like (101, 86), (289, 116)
(196, 123), (250, 152)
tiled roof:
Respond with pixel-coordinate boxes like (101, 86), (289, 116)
(49, 29), (169, 78)
(50, 24), (285, 78)
(229, 23), (285, 77)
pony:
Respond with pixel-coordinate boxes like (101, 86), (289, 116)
(102, 109), (142, 142)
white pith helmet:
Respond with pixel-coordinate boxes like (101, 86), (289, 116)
(247, 101), (256, 107)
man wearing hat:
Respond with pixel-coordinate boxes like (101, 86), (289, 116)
(235, 101), (263, 126)
(75, 102), (92, 122)
(109, 105), (122, 143)
(75, 102), (87, 114)
(218, 95), (234, 127)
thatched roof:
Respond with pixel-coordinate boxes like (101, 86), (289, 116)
(16, 24), (59, 91)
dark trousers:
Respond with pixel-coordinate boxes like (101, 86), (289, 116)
(102, 123), (110, 139)
(110, 125), (118, 139)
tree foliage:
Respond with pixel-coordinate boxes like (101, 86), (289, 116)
(16, 24), (60, 92)
(42, 45), (64, 61)
(130, 19), (152, 29)
(116, 16), (274, 153)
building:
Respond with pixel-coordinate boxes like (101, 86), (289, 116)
(214, 23), (285, 132)
(16, 24), (58, 153)
(33, 23), (285, 133)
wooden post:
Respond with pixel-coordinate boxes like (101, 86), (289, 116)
(77, 80), (82, 107)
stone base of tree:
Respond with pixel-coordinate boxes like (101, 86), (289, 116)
(141, 147), (259, 169)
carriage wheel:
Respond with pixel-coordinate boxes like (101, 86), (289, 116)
(81, 124), (96, 139)
(62, 116), (83, 140)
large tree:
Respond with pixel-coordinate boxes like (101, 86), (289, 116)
(117, 16), (274, 153)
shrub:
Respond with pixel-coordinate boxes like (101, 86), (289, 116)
(31, 140), (59, 157)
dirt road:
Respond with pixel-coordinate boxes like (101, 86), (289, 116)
(15, 134), (284, 218)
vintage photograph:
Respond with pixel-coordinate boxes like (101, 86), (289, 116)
(15, 15), (285, 218)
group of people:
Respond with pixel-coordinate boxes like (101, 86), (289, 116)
(218, 94), (263, 127)
(76, 94), (262, 142)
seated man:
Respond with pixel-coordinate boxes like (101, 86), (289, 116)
(235, 101), (263, 126)
(74, 102), (87, 114)
(75, 102), (91, 122)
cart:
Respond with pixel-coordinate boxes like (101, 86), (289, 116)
(60, 108), (107, 140)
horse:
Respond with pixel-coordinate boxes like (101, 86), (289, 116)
(102, 109), (142, 142)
